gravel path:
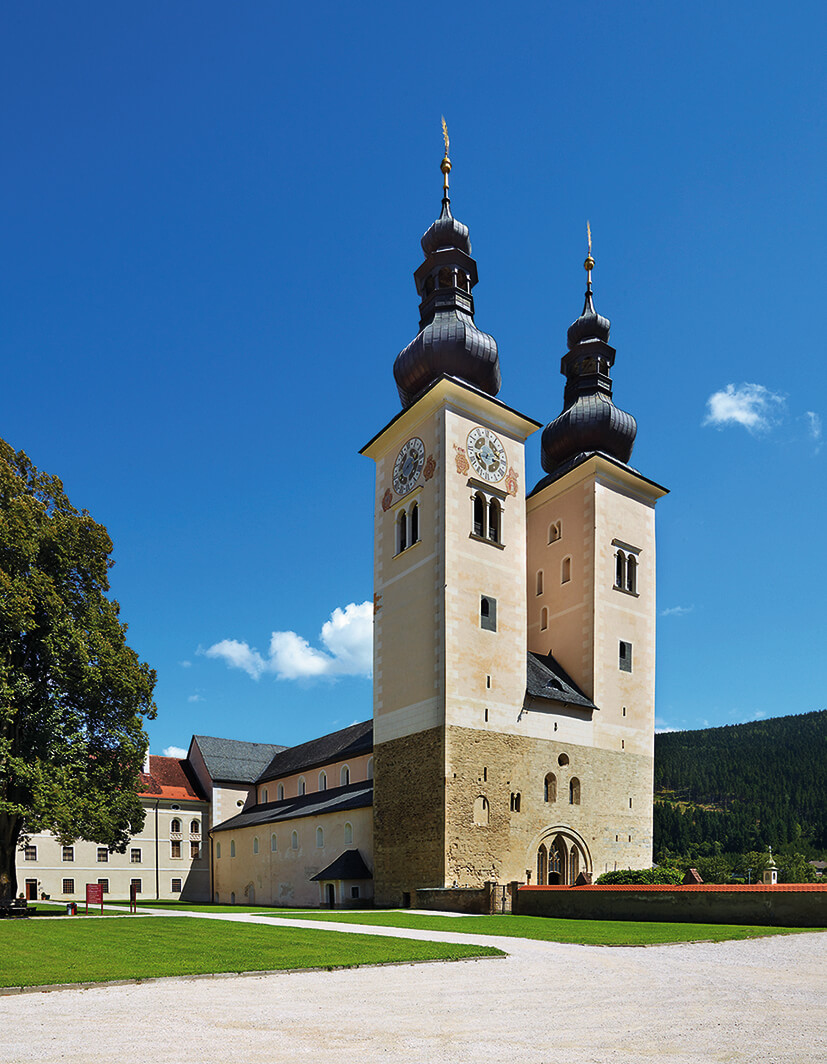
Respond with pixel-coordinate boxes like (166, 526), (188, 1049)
(1, 912), (824, 1064)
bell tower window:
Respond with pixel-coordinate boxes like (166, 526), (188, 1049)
(613, 541), (640, 596)
(470, 487), (505, 547)
(480, 596), (497, 632)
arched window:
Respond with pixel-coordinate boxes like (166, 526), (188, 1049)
(253, 836), (259, 854)
(410, 502), (419, 544)
(569, 777), (581, 805)
(510, 792), (521, 812)
(397, 509), (407, 553)
(540, 606), (548, 631)
(340, 765), (350, 787)
(262, 788), (268, 804)
(473, 492), (485, 537)
(626, 554), (637, 594)
(230, 840), (236, 858)
(561, 556), (571, 583)
(548, 521), (561, 543)
(558, 753), (569, 766)
(569, 846), (580, 883)
(344, 822), (353, 844)
(473, 796), (490, 826)
(190, 820), (199, 834)
(480, 595), (497, 631)
(291, 831), (298, 850)
(277, 783), (284, 801)
(537, 844), (548, 885)
(544, 772), (557, 802)
(170, 819), (181, 834)
(319, 770), (327, 791)
(216, 842), (221, 859)
(316, 827), (324, 848)
(367, 757), (374, 780)
(536, 570), (544, 596)
(298, 777), (306, 796)
(231, 891), (235, 904)
(615, 550), (626, 589)
(271, 833), (277, 852)
(488, 499), (501, 543)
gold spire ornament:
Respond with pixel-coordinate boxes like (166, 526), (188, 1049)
(441, 116), (451, 193)
(584, 220), (595, 284)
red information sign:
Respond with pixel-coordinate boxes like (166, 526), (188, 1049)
(85, 883), (103, 915)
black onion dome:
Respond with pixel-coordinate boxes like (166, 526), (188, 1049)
(421, 198), (471, 256)
(566, 290), (611, 348)
(541, 394), (637, 473)
(394, 311), (500, 408)
(393, 189), (501, 408)
(540, 278), (637, 478)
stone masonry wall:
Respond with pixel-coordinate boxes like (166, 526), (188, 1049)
(444, 725), (654, 885)
(373, 726), (446, 906)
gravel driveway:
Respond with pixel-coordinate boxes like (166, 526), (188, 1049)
(1, 913), (824, 1064)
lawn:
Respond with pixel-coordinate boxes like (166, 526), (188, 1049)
(0, 917), (503, 988)
(262, 909), (825, 945)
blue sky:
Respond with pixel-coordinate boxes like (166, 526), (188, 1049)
(4, 2), (825, 754)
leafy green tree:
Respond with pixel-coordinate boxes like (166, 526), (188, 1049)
(0, 441), (156, 899)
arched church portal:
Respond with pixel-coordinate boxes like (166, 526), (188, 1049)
(533, 829), (590, 886)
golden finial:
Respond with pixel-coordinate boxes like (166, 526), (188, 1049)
(584, 220), (595, 284)
(440, 116), (451, 192)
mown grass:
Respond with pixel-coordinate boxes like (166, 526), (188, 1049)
(262, 910), (825, 945)
(0, 917), (503, 988)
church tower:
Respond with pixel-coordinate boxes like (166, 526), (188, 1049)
(361, 139), (538, 905)
(525, 235), (668, 877)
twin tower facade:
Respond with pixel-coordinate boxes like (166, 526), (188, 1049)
(362, 158), (667, 906)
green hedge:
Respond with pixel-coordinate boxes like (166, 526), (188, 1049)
(595, 867), (685, 886)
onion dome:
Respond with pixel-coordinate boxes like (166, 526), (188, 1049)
(393, 129), (501, 409)
(540, 235), (637, 479)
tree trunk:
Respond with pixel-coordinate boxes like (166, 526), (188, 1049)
(0, 813), (23, 902)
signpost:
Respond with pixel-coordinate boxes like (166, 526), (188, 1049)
(85, 883), (104, 915)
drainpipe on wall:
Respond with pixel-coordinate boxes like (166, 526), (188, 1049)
(154, 799), (160, 900)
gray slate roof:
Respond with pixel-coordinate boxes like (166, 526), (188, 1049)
(311, 849), (372, 882)
(192, 735), (288, 784)
(257, 720), (372, 784)
(525, 652), (597, 710)
(210, 780), (373, 834)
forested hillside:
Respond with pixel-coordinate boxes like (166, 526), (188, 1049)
(653, 710), (827, 859)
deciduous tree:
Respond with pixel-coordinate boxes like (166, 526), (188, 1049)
(0, 440), (156, 899)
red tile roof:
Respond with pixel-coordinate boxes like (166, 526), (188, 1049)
(140, 756), (206, 801)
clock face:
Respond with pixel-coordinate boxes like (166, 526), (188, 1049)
(393, 437), (426, 496)
(467, 426), (507, 483)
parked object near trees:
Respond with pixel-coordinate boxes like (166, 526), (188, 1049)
(0, 440), (156, 900)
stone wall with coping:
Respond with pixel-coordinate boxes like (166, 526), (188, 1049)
(516, 884), (827, 926)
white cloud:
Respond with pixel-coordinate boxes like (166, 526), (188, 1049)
(204, 601), (373, 683)
(655, 718), (679, 734)
(661, 605), (693, 617)
(179, 660), (192, 668)
(805, 411), (822, 452)
(187, 694), (203, 703)
(703, 383), (785, 434)
(163, 746), (188, 758)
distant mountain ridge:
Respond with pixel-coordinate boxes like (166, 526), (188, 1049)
(653, 709), (827, 857)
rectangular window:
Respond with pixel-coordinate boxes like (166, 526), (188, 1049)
(130, 848), (142, 863)
(351, 886), (360, 899)
(510, 792), (521, 813)
(62, 846), (74, 862)
(191, 841), (200, 859)
(619, 641), (633, 672)
(24, 845), (37, 861)
(171, 878), (182, 893)
(97, 847), (108, 863)
(130, 878), (142, 894)
(62, 879), (75, 894)
(98, 878), (109, 894)
(171, 840), (181, 859)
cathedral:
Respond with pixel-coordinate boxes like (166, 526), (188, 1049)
(19, 141), (666, 909)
